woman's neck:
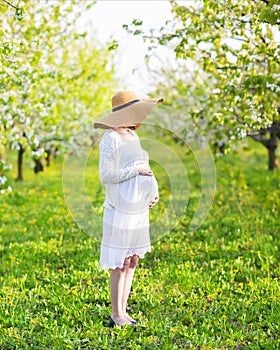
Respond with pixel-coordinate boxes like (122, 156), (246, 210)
(114, 127), (132, 135)
(113, 128), (136, 143)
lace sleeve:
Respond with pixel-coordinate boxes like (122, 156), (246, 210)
(99, 132), (138, 184)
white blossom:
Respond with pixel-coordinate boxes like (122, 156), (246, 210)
(33, 137), (40, 147)
(212, 88), (221, 94)
(32, 148), (44, 158)
(272, 4), (280, 11)
(0, 176), (7, 185)
(239, 130), (247, 138)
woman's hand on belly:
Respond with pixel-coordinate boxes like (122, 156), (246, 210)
(149, 196), (159, 208)
(137, 164), (154, 176)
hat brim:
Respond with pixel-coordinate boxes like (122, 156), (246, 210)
(93, 97), (164, 129)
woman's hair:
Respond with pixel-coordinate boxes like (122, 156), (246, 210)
(118, 125), (136, 130)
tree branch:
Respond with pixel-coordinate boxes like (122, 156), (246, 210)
(67, 69), (85, 82)
(229, 37), (247, 42)
(2, 0), (17, 10)
(249, 122), (280, 146)
(217, 65), (240, 70)
(41, 137), (64, 143)
(258, 0), (270, 5)
(249, 133), (270, 147)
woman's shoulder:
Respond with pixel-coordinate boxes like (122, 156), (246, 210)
(101, 129), (117, 140)
(100, 129), (120, 148)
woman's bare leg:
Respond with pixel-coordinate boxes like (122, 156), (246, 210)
(122, 255), (139, 322)
(110, 257), (131, 326)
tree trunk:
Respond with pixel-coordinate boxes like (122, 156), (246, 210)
(267, 134), (278, 170)
(250, 122), (280, 170)
(34, 158), (44, 173)
(16, 144), (25, 181)
(53, 146), (59, 159)
(46, 148), (53, 167)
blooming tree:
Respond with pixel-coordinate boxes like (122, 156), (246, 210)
(125, 0), (280, 169)
(0, 0), (117, 193)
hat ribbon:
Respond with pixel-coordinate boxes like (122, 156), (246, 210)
(112, 99), (140, 112)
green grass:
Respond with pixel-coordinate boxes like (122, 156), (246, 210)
(0, 137), (279, 350)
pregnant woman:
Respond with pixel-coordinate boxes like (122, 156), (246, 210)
(94, 90), (163, 327)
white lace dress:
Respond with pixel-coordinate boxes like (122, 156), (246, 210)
(99, 129), (158, 270)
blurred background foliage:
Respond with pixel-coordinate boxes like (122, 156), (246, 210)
(125, 0), (280, 169)
(0, 0), (118, 193)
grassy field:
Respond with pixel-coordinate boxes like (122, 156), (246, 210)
(0, 137), (279, 349)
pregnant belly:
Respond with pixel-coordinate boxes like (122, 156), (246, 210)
(139, 175), (158, 204)
(117, 175), (158, 213)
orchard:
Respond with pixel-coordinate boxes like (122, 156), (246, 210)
(0, 0), (117, 193)
(0, 1), (279, 349)
(125, 0), (280, 169)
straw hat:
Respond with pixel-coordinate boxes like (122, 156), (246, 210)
(93, 90), (164, 129)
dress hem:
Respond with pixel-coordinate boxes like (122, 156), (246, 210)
(100, 248), (151, 270)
